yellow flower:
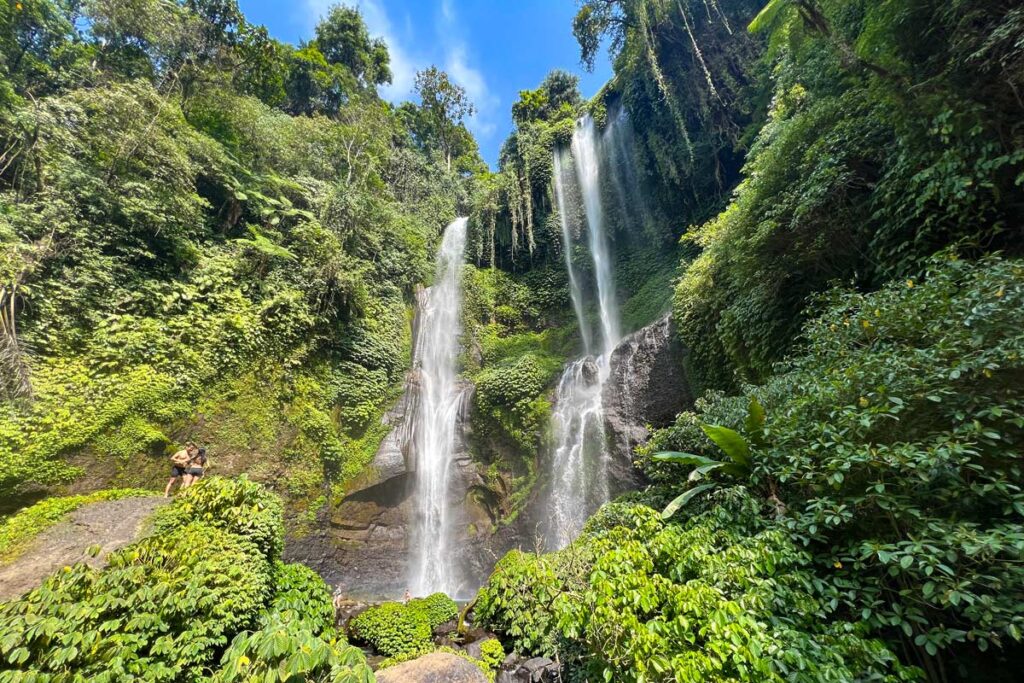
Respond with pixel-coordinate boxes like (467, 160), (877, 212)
(238, 655), (251, 668)
(983, 368), (993, 378)
(833, 561), (843, 569)
(858, 397), (869, 408)
(861, 319), (872, 329)
(906, 279), (914, 288)
(996, 287), (1005, 298)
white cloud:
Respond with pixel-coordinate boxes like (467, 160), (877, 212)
(447, 45), (498, 138)
(435, 2), (498, 141)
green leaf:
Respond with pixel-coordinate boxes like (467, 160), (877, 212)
(661, 484), (716, 519)
(701, 424), (751, 468)
(745, 396), (766, 436)
(652, 452), (720, 467)
(749, 0), (790, 34)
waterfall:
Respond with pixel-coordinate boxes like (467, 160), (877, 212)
(553, 148), (592, 353)
(572, 115), (620, 360)
(544, 116), (622, 550)
(409, 217), (468, 597)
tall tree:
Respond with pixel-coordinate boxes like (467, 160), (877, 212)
(413, 66), (475, 171)
(313, 4), (391, 90)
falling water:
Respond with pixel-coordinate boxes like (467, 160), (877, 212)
(545, 117), (623, 549)
(571, 115), (620, 359)
(553, 148), (592, 353)
(410, 217), (468, 596)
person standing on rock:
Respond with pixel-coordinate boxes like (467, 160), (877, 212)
(183, 447), (207, 488)
(165, 442), (197, 497)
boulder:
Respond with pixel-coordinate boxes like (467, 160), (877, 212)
(603, 314), (693, 492)
(375, 652), (488, 683)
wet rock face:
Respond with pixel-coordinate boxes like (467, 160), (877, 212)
(283, 384), (417, 599)
(602, 314), (694, 493)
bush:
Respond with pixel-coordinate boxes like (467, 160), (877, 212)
(477, 494), (910, 682)
(212, 614), (373, 683)
(348, 602), (432, 657)
(408, 592), (458, 630)
(647, 256), (1024, 677)
(477, 638), (505, 670)
(153, 475), (284, 561)
(0, 522), (273, 681)
(268, 562), (336, 636)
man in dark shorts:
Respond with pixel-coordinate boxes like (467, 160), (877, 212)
(183, 447), (207, 488)
(165, 442), (197, 497)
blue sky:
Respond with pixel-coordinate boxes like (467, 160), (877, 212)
(236, 1), (613, 168)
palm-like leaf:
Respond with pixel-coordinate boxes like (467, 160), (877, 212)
(652, 452), (720, 467)
(749, 0), (791, 34)
(701, 424), (751, 468)
(661, 484), (716, 519)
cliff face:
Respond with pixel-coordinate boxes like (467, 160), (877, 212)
(288, 314), (693, 598)
(602, 314), (693, 494)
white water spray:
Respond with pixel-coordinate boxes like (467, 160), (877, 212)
(410, 217), (468, 596)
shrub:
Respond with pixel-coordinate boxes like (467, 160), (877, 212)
(212, 614), (373, 683)
(153, 475), (284, 561)
(477, 494), (911, 682)
(408, 592), (458, 630)
(477, 638), (505, 670)
(348, 602), (432, 657)
(647, 256), (1024, 677)
(268, 561), (336, 636)
(0, 522), (273, 681)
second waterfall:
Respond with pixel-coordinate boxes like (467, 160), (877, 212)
(545, 115), (623, 550)
(409, 217), (468, 597)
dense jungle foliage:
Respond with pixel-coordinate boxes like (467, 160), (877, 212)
(0, 0), (475, 513)
(2, 0), (1023, 682)
(470, 1), (1024, 682)
(0, 476), (375, 681)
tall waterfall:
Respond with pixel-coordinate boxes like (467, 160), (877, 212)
(572, 115), (620, 360)
(553, 149), (591, 352)
(409, 217), (468, 596)
(545, 116), (622, 549)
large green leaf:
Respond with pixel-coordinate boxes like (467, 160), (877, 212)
(701, 425), (751, 468)
(748, 0), (791, 34)
(652, 452), (720, 467)
(745, 396), (766, 436)
(688, 462), (725, 482)
(661, 484), (716, 519)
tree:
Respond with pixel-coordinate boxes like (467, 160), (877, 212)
(511, 69), (580, 125)
(413, 66), (475, 171)
(313, 4), (390, 89)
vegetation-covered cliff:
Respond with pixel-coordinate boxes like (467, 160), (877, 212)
(1, 0), (1022, 681)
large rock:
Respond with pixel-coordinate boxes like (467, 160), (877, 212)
(602, 313), (693, 492)
(0, 496), (168, 601)
(375, 652), (488, 683)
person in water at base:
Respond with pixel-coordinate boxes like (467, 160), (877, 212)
(165, 442), (197, 497)
(183, 447), (207, 488)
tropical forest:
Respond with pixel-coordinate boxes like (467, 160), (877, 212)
(0, 0), (1022, 681)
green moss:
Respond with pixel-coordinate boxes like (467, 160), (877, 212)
(0, 488), (153, 564)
